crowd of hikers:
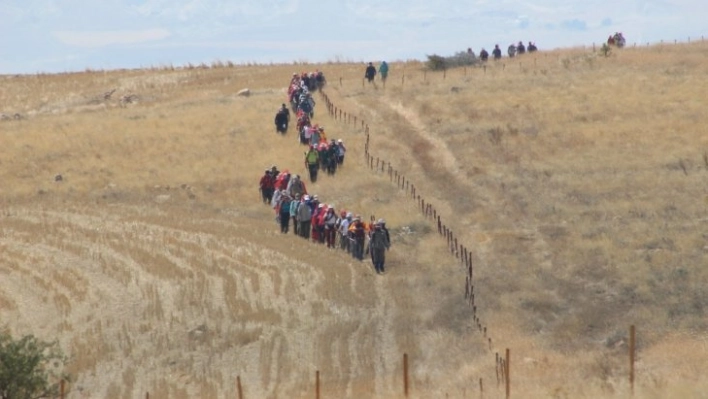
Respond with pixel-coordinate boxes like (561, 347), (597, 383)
(607, 32), (626, 48)
(259, 165), (391, 274)
(364, 61), (389, 84)
(264, 71), (391, 274)
(474, 41), (538, 61)
(275, 71), (326, 134)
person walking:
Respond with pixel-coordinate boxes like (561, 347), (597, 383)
(297, 195), (312, 239)
(259, 169), (274, 204)
(339, 212), (352, 252)
(274, 103), (290, 134)
(479, 48), (489, 62)
(378, 218), (391, 244)
(290, 193), (301, 236)
(350, 216), (367, 260)
(365, 62), (376, 83)
(305, 145), (320, 182)
(311, 203), (325, 243)
(278, 193), (292, 233)
(378, 61), (389, 83)
(369, 220), (391, 274)
(323, 207), (338, 248)
(492, 44), (502, 60)
(326, 140), (338, 175)
(336, 139), (346, 166)
(287, 174), (307, 198)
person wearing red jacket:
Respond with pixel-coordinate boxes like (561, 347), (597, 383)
(259, 169), (275, 204)
(311, 203), (325, 243)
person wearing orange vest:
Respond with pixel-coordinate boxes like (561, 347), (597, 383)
(349, 216), (366, 261)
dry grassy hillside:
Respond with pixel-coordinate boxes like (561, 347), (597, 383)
(1, 42), (707, 398)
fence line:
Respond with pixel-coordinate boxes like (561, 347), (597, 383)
(317, 38), (708, 92)
(319, 87), (501, 394)
(318, 60), (651, 395)
(56, 46), (662, 393)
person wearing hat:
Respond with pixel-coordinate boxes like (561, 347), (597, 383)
(301, 123), (313, 145)
(287, 174), (307, 198)
(317, 142), (329, 172)
(278, 191), (292, 234)
(377, 218), (390, 244)
(310, 126), (321, 147)
(323, 206), (338, 248)
(274, 103), (290, 134)
(325, 140), (338, 175)
(312, 203), (328, 243)
(338, 211), (352, 252)
(349, 215), (366, 261)
(369, 220), (391, 274)
(296, 194), (313, 239)
(336, 139), (346, 166)
(259, 168), (275, 204)
(289, 193), (302, 236)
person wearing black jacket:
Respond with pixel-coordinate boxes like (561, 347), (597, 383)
(274, 104), (290, 133)
(370, 221), (391, 274)
(364, 62), (376, 83)
(479, 48), (489, 61)
(492, 44), (502, 60)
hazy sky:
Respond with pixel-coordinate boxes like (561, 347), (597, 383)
(1, 0), (704, 74)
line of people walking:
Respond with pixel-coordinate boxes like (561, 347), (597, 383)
(259, 70), (392, 274)
(260, 165), (391, 274)
(476, 41), (538, 61)
(276, 73), (348, 183)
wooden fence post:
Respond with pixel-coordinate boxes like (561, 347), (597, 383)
(60, 380), (65, 399)
(403, 353), (409, 397)
(629, 325), (636, 395)
(505, 348), (510, 399)
(316, 370), (321, 399)
(237, 375), (244, 399)
(496, 353), (500, 387)
(146, 392), (150, 399)
(479, 378), (484, 399)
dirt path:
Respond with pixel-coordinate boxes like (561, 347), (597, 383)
(386, 101), (465, 181)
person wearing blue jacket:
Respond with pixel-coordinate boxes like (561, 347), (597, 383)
(378, 61), (389, 82)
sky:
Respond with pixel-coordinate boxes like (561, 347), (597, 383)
(1, 0), (705, 74)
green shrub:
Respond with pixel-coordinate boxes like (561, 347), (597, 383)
(0, 331), (70, 399)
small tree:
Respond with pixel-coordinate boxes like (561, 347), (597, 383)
(0, 332), (70, 399)
(426, 54), (447, 71)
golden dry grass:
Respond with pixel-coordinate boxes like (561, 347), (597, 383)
(1, 43), (707, 398)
